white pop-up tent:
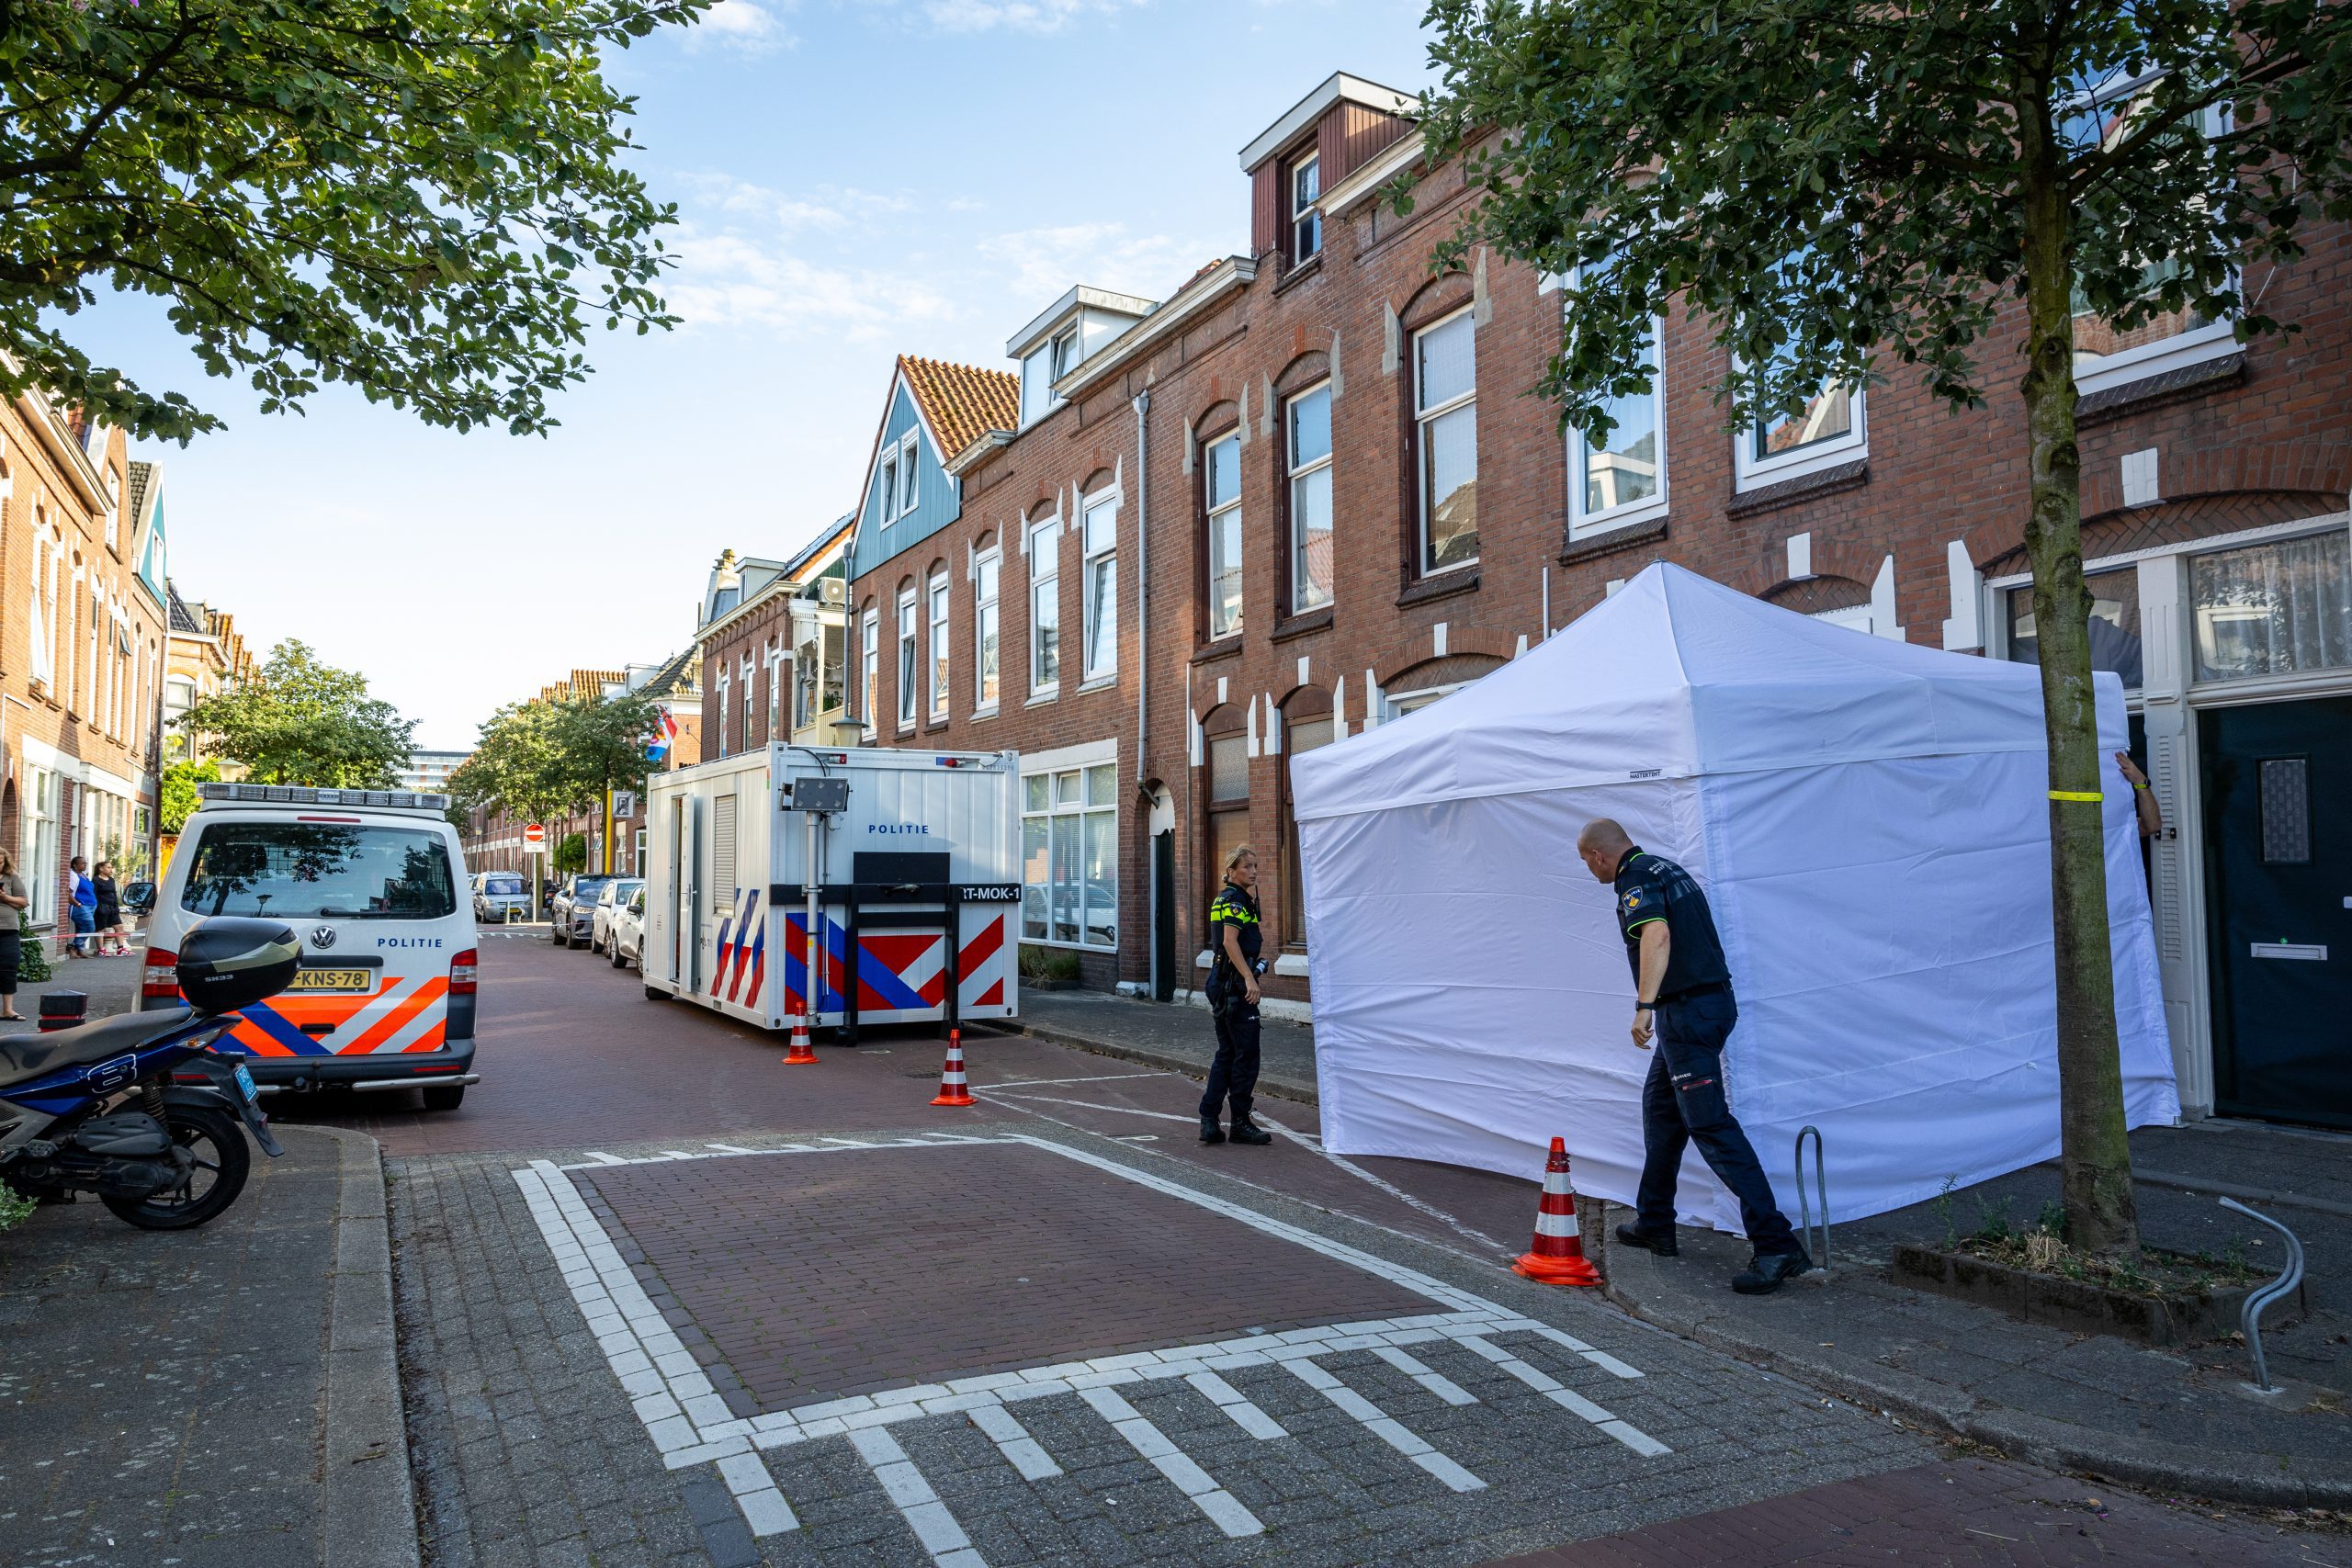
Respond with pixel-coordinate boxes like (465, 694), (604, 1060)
(1289, 562), (2177, 1233)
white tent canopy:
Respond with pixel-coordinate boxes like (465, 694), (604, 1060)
(1289, 563), (2177, 1233)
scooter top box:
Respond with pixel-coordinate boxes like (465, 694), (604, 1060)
(640, 746), (1023, 1034)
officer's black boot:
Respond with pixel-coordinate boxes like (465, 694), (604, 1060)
(1228, 1116), (1272, 1145)
(1614, 1223), (1679, 1258)
(1199, 1117), (1226, 1145)
(1731, 1247), (1815, 1295)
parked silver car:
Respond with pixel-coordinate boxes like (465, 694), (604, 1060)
(606, 886), (648, 971)
(550, 874), (616, 949)
(472, 871), (531, 924)
(590, 878), (644, 955)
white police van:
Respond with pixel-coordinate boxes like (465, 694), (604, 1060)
(139, 783), (481, 1111)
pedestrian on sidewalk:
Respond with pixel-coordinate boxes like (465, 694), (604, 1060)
(93, 862), (129, 956)
(1200, 844), (1272, 1146)
(66, 856), (96, 958)
(0, 850), (28, 1021)
(1576, 818), (1813, 1295)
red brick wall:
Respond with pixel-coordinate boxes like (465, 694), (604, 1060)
(698, 592), (795, 761)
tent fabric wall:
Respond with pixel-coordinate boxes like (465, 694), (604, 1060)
(1292, 564), (2177, 1234)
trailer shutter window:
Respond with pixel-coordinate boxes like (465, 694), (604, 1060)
(712, 794), (738, 910)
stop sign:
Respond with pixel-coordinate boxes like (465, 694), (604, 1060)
(524, 823), (547, 850)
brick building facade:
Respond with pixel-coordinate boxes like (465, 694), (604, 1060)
(846, 68), (2352, 1127)
(0, 392), (171, 931)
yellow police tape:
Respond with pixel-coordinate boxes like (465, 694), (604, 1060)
(2047, 790), (2106, 801)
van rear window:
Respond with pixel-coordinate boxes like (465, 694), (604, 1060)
(180, 823), (458, 919)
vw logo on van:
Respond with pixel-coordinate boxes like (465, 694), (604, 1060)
(310, 925), (338, 950)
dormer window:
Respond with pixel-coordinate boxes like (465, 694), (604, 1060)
(1049, 327), (1078, 381)
(1292, 152), (1322, 264)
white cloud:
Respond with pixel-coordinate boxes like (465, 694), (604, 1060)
(690, 0), (791, 52)
(974, 221), (1213, 310)
(666, 228), (956, 341)
(675, 173), (912, 232)
(921, 0), (1147, 35)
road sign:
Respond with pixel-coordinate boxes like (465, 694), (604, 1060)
(524, 823), (547, 851)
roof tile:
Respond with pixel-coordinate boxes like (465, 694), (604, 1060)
(899, 355), (1019, 457)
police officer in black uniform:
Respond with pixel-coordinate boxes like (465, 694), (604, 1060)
(1576, 818), (1813, 1294)
(1201, 844), (1272, 1145)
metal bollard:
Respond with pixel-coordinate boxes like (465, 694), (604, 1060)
(1794, 1124), (1830, 1271)
(2218, 1195), (2305, 1394)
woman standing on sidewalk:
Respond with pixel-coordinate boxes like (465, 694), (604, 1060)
(93, 862), (128, 956)
(0, 850), (28, 1021)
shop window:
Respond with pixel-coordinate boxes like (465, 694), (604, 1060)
(1021, 762), (1116, 950)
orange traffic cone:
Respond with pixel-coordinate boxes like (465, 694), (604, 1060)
(1512, 1137), (1601, 1286)
(930, 1028), (974, 1107)
(781, 1010), (819, 1066)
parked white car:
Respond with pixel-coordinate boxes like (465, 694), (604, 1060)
(590, 877), (644, 956)
(606, 886), (647, 972)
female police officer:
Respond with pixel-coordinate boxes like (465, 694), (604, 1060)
(1201, 844), (1272, 1145)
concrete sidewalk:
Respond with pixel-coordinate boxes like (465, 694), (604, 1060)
(0, 1124), (417, 1568)
(1012, 989), (2352, 1510)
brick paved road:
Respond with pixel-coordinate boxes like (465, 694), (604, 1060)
(341, 933), (2341, 1568)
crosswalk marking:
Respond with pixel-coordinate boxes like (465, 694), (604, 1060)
(1079, 1386), (1265, 1539)
(967, 1403), (1063, 1481)
(849, 1427), (987, 1568)
(1283, 1359), (1487, 1494)
(1184, 1371), (1288, 1439)
(1371, 1345), (1481, 1406)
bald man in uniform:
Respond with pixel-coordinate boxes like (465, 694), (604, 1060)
(1577, 818), (1812, 1294)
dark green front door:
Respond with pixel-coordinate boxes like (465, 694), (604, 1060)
(2201, 695), (2352, 1126)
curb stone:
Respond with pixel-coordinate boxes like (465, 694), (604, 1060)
(310, 1124), (424, 1568)
(1008, 1020), (1321, 1107)
(1593, 1214), (2352, 1511)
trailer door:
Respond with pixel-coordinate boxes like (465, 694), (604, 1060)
(673, 792), (700, 990)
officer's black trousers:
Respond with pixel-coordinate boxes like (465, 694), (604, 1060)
(1200, 984), (1260, 1123)
(1634, 991), (1801, 1256)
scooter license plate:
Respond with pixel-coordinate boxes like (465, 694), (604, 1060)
(232, 1064), (259, 1104)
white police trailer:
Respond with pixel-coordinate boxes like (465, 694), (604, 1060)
(641, 745), (1021, 1039)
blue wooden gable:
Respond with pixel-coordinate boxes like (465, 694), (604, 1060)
(846, 375), (963, 582)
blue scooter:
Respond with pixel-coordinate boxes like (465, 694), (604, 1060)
(0, 919), (297, 1230)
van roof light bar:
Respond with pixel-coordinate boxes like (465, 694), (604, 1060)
(195, 782), (451, 812)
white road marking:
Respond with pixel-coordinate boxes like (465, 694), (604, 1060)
(982, 1070), (1175, 1088)
(1371, 1346), (1480, 1406)
(1453, 1334), (1671, 1455)
(715, 1452), (797, 1536)
(1251, 1109), (1510, 1256)
(1184, 1371), (1287, 1439)
(968, 1404), (1062, 1480)
(703, 1142), (758, 1155)
(580, 1151), (627, 1165)
(1282, 1359), (1485, 1493)
(849, 1427), (988, 1568)
(971, 1089), (1199, 1123)
(1080, 1387), (1263, 1539)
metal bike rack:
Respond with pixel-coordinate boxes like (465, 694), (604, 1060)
(2218, 1195), (2305, 1394)
(1794, 1124), (1830, 1271)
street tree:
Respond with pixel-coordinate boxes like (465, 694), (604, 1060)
(159, 758), (221, 836)
(0, 0), (712, 444)
(178, 640), (414, 787)
(451, 691), (660, 833)
(1415, 0), (2352, 1257)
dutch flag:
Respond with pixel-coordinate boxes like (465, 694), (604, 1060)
(645, 707), (679, 762)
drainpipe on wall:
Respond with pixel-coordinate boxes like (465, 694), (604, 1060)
(1132, 388), (1151, 779)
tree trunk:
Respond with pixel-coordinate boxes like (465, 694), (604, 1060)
(2018, 132), (2142, 1259)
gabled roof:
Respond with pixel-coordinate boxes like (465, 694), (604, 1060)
(166, 579), (202, 635)
(899, 355), (1018, 462)
(783, 513), (855, 580)
(643, 646), (700, 697)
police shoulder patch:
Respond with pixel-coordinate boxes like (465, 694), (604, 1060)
(1621, 891), (1640, 912)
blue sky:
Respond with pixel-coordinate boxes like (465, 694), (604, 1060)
(83, 0), (1436, 749)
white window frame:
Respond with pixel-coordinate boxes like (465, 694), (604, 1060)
(1565, 276), (1669, 537)
(896, 586), (918, 728)
(1019, 743), (1119, 953)
(1049, 327), (1078, 384)
(1285, 382), (1334, 613)
(1080, 489), (1118, 682)
(715, 673), (731, 759)
(898, 431), (921, 517)
(1292, 152), (1322, 264)
(1413, 308), (1479, 576)
(879, 447), (902, 523)
(1028, 516), (1061, 696)
(1731, 366), (1867, 491)
(1205, 432), (1244, 639)
(766, 647), (785, 740)
(974, 547), (1001, 714)
(928, 570), (950, 720)
(859, 609), (879, 735)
